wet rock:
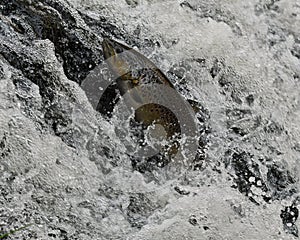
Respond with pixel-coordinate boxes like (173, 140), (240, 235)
(280, 205), (299, 237)
(0, 133), (11, 158)
(255, 0), (281, 15)
(263, 120), (284, 135)
(267, 162), (298, 200)
(0, 0), (118, 147)
(174, 186), (190, 196)
(210, 58), (225, 79)
(291, 42), (300, 59)
(225, 150), (268, 204)
(1, 0), (104, 84)
(126, 0), (139, 7)
(188, 214), (198, 226)
(127, 193), (159, 228)
(245, 94), (255, 106)
(267, 25), (286, 47)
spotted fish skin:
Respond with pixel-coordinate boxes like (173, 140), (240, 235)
(102, 38), (175, 89)
(102, 38), (192, 158)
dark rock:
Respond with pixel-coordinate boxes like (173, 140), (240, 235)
(267, 162), (297, 200)
(188, 215), (198, 226)
(0, 0), (124, 147)
(245, 94), (255, 106)
(127, 193), (158, 228)
(291, 43), (300, 59)
(280, 205), (299, 237)
(224, 150), (268, 203)
(0, 133), (11, 159)
(174, 186), (190, 195)
(267, 25), (286, 47)
(126, 0), (139, 7)
(263, 121), (284, 135)
(210, 58), (224, 79)
(255, 0), (281, 15)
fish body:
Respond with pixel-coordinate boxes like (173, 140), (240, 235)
(102, 38), (195, 158)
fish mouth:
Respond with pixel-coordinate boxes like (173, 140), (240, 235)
(102, 38), (132, 59)
(102, 38), (116, 59)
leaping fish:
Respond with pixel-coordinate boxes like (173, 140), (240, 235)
(101, 38), (197, 161)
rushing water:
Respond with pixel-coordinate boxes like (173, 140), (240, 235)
(0, 0), (299, 239)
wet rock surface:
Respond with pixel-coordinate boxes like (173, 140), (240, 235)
(0, 0), (300, 239)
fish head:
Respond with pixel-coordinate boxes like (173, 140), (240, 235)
(102, 38), (129, 59)
(102, 38), (133, 78)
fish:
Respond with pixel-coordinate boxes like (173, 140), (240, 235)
(101, 38), (197, 161)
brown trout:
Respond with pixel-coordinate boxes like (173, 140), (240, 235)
(102, 38), (195, 159)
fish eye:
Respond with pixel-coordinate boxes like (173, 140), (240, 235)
(115, 46), (123, 54)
